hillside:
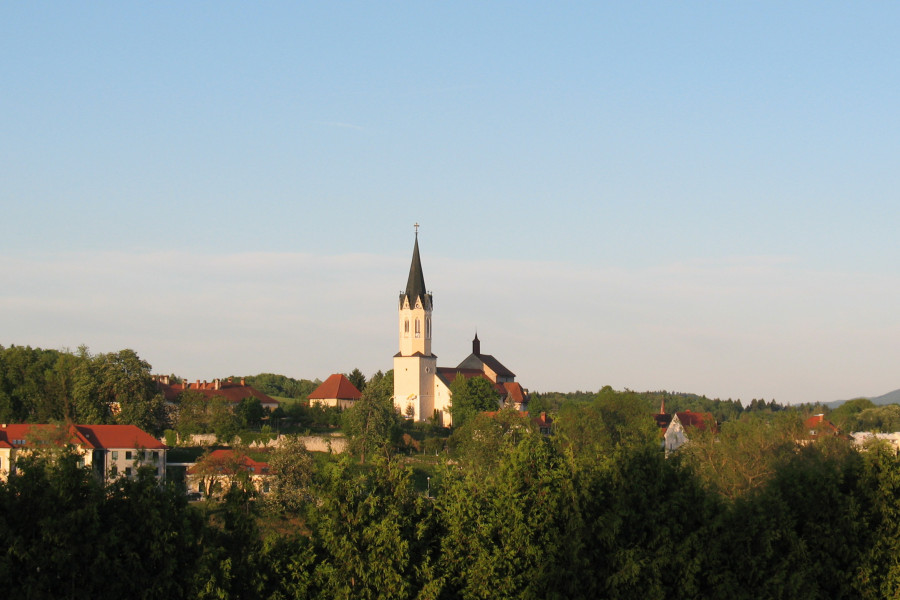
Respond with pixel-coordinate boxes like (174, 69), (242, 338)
(828, 388), (900, 409)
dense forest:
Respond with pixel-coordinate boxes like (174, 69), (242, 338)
(5, 344), (900, 598)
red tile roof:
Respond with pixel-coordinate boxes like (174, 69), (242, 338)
(532, 411), (553, 429)
(675, 411), (717, 433)
(187, 449), (269, 475)
(75, 424), (166, 449)
(308, 374), (362, 401)
(0, 424), (165, 450)
(804, 414), (840, 437)
(157, 378), (279, 407)
(502, 382), (528, 404)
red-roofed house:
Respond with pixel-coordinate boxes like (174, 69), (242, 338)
(155, 376), (280, 412)
(308, 374), (363, 409)
(186, 449), (271, 498)
(0, 423), (167, 482)
(664, 411), (717, 455)
(804, 414), (841, 441)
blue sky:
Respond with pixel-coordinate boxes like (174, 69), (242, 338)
(2, 3), (899, 404)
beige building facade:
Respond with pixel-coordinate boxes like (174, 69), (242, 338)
(392, 232), (528, 427)
(393, 232), (448, 424)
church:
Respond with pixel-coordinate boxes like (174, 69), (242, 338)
(392, 230), (529, 426)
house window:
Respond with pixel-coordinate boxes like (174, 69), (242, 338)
(125, 451), (132, 460)
(125, 467), (132, 477)
(110, 465), (118, 477)
(111, 451), (118, 460)
(263, 482), (270, 493)
(152, 451), (159, 463)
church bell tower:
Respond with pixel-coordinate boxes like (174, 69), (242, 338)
(393, 225), (437, 421)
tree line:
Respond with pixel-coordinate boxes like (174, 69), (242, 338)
(0, 345), (167, 435)
(6, 392), (900, 599)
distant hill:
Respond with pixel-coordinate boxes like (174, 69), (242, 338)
(828, 388), (900, 409)
(870, 389), (900, 405)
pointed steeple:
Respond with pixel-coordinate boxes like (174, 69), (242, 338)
(472, 332), (480, 355)
(401, 229), (431, 309)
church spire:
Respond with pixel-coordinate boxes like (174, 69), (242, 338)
(401, 226), (431, 309)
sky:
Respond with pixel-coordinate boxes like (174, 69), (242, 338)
(2, 3), (899, 404)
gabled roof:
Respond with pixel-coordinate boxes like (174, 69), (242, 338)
(502, 381), (528, 404)
(0, 424), (165, 450)
(673, 411), (717, 433)
(75, 424), (166, 449)
(456, 349), (516, 380)
(308, 373), (362, 401)
(400, 234), (432, 309)
(187, 449), (269, 475)
(0, 424), (89, 448)
(805, 414), (841, 438)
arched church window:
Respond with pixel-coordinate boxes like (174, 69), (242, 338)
(404, 319), (410, 336)
(426, 318), (431, 338)
(415, 319), (421, 338)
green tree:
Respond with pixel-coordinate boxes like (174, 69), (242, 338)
(265, 435), (314, 513)
(452, 406), (538, 477)
(94, 349), (167, 435)
(829, 397), (876, 431)
(210, 397), (241, 443)
(855, 441), (900, 598)
(682, 412), (804, 500)
(235, 396), (264, 428)
(346, 368), (367, 393)
(341, 370), (399, 463)
(449, 374), (499, 428)
(437, 434), (570, 599)
(310, 455), (439, 600)
(709, 440), (865, 599)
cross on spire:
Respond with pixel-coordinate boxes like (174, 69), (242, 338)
(414, 222), (419, 237)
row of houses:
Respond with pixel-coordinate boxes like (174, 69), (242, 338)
(0, 421), (271, 499)
(0, 423), (167, 482)
(653, 402), (855, 455)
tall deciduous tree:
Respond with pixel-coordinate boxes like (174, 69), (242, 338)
(310, 455), (438, 600)
(449, 374), (499, 428)
(341, 370), (399, 463)
(266, 435), (314, 513)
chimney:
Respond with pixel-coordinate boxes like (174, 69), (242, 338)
(214, 379), (220, 390)
(240, 378), (245, 386)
